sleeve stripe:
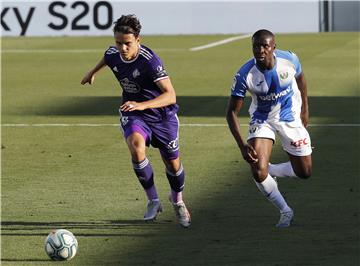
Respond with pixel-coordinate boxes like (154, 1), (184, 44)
(140, 48), (153, 61)
(140, 51), (152, 60)
(153, 76), (169, 82)
(140, 48), (153, 58)
(106, 47), (118, 55)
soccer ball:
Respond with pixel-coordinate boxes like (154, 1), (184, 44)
(44, 229), (78, 261)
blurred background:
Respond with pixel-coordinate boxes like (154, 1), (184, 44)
(1, 0), (359, 37)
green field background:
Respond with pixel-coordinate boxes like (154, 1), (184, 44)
(1, 32), (359, 265)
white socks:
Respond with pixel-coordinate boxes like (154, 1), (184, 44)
(269, 161), (297, 178)
(255, 174), (291, 213)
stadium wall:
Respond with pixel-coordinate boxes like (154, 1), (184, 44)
(1, 1), (320, 37)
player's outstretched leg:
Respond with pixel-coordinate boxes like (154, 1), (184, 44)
(255, 174), (294, 228)
(132, 157), (162, 221)
(166, 164), (191, 228)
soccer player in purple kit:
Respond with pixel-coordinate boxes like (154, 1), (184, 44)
(81, 15), (191, 228)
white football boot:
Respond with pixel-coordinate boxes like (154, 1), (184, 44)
(144, 199), (162, 221)
(276, 209), (294, 228)
(169, 197), (191, 228)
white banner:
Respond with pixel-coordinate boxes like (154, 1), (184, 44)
(1, 1), (319, 36)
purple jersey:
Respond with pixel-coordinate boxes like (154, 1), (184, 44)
(104, 45), (178, 122)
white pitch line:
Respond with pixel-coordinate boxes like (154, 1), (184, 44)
(1, 123), (360, 127)
(190, 34), (252, 51)
(1, 49), (104, 53)
(1, 48), (185, 53)
(1, 123), (119, 127)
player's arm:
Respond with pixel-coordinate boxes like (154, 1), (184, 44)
(80, 56), (106, 85)
(121, 78), (176, 112)
(296, 72), (309, 127)
(226, 96), (258, 163)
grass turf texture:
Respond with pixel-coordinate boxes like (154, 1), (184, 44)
(1, 32), (359, 265)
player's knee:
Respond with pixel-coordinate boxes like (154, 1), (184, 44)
(252, 168), (269, 182)
(129, 149), (144, 161)
(128, 141), (145, 160)
(296, 167), (312, 179)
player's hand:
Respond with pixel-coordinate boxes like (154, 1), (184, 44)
(240, 144), (258, 164)
(120, 101), (145, 112)
(80, 72), (95, 85)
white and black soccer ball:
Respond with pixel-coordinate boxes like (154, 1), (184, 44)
(45, 229), (78, 261)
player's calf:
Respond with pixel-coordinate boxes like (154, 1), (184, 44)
(293, 165), (312, 179)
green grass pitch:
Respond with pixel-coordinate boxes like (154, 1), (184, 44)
(1, 32), (359, 265)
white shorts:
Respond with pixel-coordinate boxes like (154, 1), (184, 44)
(247, 120), (312, 156)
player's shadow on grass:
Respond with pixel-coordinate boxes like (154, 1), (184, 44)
(27, 96), (360, 119)
(1, 220), (168, 236)
(1, 220), (170, 263)
(1, 259), (50, 262)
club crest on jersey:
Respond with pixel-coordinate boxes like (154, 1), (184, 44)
(280, 72), (289, 80)
(119, 78), (141, 93)
(132, 69), (140, 78)
(113, 66), (118, 72)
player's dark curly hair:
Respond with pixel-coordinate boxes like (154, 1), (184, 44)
(113, 15), (142, 37)
(252, 29), (275, 40)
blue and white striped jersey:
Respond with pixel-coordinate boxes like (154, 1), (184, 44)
(231, 49), (303, 123)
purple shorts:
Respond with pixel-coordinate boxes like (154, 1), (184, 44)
(119, 113), (180, 160)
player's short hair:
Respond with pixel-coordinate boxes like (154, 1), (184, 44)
(113, 15), (142, 37)
(252, 29), (275, 41)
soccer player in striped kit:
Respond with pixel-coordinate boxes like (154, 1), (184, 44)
(81, 15), (190, 227)
(226, 29), (312, 227)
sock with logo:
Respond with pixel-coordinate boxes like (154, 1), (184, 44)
(269, 161), (297, 178)
(255, 174), (291, 213)
(132, 158), (158, 200)
(166, 164), (185, 203)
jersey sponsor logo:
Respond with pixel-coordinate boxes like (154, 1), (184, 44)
(290, 138), (308, 147)
(132, 69), (140, 78)
(119, 78), (141, 93)
(280, 72), (289, 80)
(258, 87), (291, 101)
